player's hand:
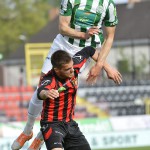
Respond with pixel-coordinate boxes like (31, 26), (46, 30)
(43, 89), (59, 100)
(86, 64), (103, 84)
(85, 26), (100, 39)
(105, 67), (122, 85)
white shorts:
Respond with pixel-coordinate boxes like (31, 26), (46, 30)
(42, 34), (89, 74)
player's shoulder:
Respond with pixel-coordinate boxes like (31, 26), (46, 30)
(61, 0), (73, 5)
(108, 0), (116, 4)
(40, 71), (53, 84)
(103, 0), (115, 5)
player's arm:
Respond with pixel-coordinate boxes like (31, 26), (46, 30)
(86, 26), (116, 83)
(74, 46), (96, 59)
(88, 48), (122, 85)
(103, 62), (122, 85)
(37, 77), (59, 100)
(96, 26), (116, 68)
(87, 0), (118, 83)
(73, 46), (96, 69)
(59, 0), (88, 39)
(59, 15), (85, 39)
(38, 89), (59, 100)
(59, 0), (99, 40)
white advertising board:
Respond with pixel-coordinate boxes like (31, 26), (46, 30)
(85, 130), (150, 149)
(1, 116), (150, 149)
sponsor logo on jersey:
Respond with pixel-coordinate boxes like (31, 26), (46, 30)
(73, 55), (83, 60)
(41, 80), (51, 85)
(54, 142), (62, 145)
(55, 131), (64, 136)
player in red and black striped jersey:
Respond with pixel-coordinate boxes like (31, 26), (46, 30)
(37, 46), (96, 123)
(37, 46), (98, 150)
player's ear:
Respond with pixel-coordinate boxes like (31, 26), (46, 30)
(54, 67), (59, 73)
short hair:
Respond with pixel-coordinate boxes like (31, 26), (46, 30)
(51, 50), (72, 69)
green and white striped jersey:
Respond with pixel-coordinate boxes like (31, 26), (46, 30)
(60, 0), (118, 48)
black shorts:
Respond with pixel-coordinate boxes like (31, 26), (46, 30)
(40, 120), (91, 150)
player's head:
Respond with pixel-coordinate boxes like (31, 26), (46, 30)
(51, 50), (74, 79)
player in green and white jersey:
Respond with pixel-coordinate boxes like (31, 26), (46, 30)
(60, 0), (118, 48)
(11, 1), (121, 150)
(50, 0), (118, 82)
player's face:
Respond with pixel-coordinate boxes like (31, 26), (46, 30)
(57, 60), (74, 79)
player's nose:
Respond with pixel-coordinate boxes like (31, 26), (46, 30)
(70, 67), (74, 72)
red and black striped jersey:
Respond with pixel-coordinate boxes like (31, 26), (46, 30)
(37, 46), (95, 123)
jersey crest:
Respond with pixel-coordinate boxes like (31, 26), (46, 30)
(71, 77), (78, 87)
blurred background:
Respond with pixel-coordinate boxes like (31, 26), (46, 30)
(0, 0), (150, 150)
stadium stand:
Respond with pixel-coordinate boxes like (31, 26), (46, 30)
(0, 78), (150, 122)
(78, 79), (150, 117)
(0, 86), (34, 122)
(0, 86), (98, 122)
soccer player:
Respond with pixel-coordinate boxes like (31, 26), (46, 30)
(11, 0), (120, 149)
(38, 46), (117, 150)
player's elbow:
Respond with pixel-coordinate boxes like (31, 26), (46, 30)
(59, 24), (67, 35)
(59, 24), (63, 34)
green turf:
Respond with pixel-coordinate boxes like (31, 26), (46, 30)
(94, 146), (150, 150)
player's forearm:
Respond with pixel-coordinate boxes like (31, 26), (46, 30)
(96, 26), (116, 67)
(92, 51), (110, 68)
(103, 61), (112, 71)
(59, 25), (86, 39)
(92, 48), (113, 71)
(92, 52), (112, 72)
(92, 53), (112, 71)
(95, 36), (114, 68)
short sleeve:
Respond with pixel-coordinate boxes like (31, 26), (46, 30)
(73, 46), (96, 73)
(60, 0), (72, 16)
(103, 0), (118, 27)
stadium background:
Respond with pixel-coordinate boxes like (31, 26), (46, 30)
(1, 0), (150, 150)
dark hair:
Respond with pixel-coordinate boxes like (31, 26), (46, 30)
(51, 50), (72, 69)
